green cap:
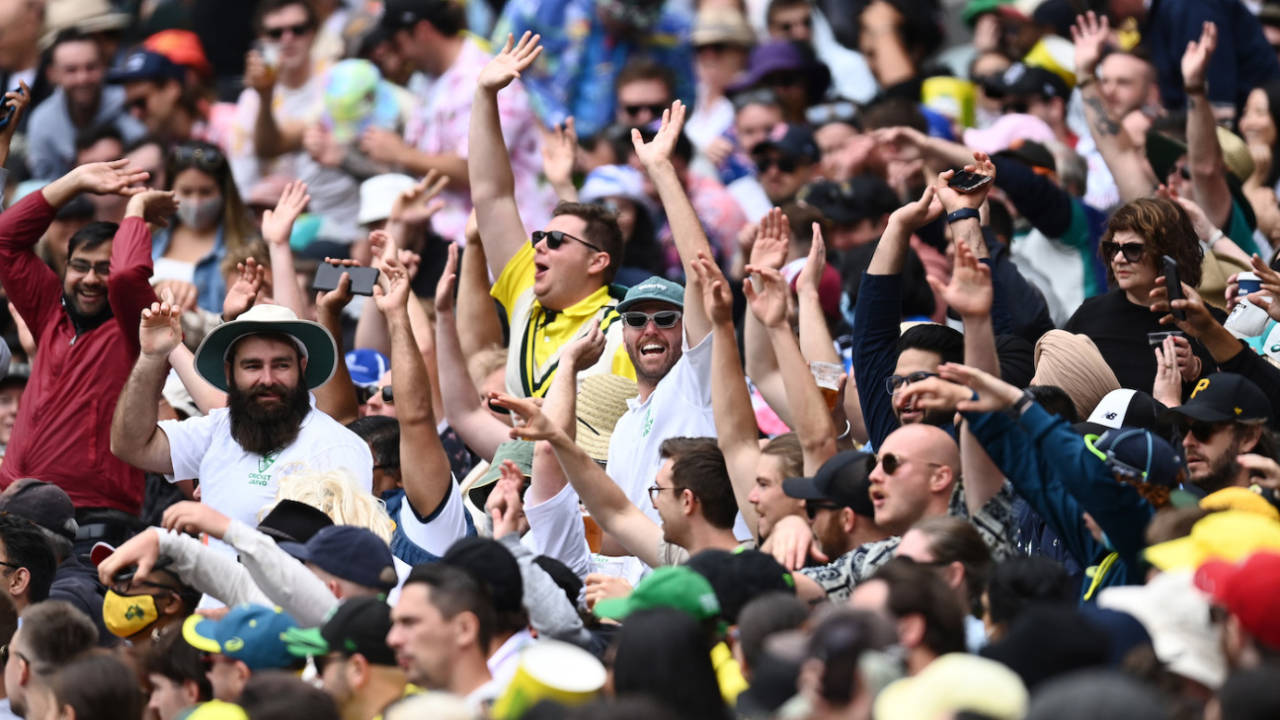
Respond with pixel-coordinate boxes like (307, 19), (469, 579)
(467, 440), (535, 509)
(593, 566), (721, 622)
(962, 0), (1012, 25)
(615, 276), (684, 313)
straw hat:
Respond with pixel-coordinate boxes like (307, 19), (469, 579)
(41, 0), (132, 50)
(575, 374), (637, 463)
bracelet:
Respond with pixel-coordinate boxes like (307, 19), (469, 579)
(1185, 83), (1207, 96)
(835, 419), (852, 441)
(1012, 390), (1034, 415)
(1201, 228), (1224, 254)
(946, 208), (980, 224)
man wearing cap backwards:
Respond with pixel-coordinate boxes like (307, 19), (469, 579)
(1167, 372), (1274, 494)
(110, 299), (373, 556)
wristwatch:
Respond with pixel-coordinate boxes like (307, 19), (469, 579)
(946, 208), (980, 224)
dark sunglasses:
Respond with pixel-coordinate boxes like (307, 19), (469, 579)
(622, 103), (667, 119)
(774, 17), (813, 33)
(357, 385), (393, 405)
(1100, 240), (1146, 264)
(755, 155), (799, 173)
(1187, 420), (1229, 443)
(171, 143), (227, 172)
(264, 22), (312, 40)
(884, 371), (938, 396)
(877, 452), (939, 476)
(805, 499), (841, 519)
(621, 310), (682, 329)
(533, 229), (603, 253)
(67, 258), (111, 276)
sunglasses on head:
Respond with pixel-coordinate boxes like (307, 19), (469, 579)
(622, 102), (667, 119)
(884, 371), (938, 396)
(264, 22), (312, 40)
(1187, 420), (1229, 443)
(621, 310), (682, 329)
(171, 143), (226, 172)
(755, 155), (799, 173)
(805, 499), (840, 519)
(532, 229), (604, 253)
(1100, 240), (1146, 264)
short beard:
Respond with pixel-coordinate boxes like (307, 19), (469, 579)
(1195, 450), (1243, 495)
(227, 379), (311, 456)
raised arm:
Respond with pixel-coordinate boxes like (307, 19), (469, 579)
(311, 260), (360, 425)
(742, 208), (794, 429)
(110, 302), (181, 474)
(1072, 12), (1157, 202)
(470, 32), (544, 276)
(167, 343), (227, 412)
(694, 254), (760, 536)
(110, 190), (176, 351)
(528, 322), (604, 505)
(632, 100), (713, 344)
(456, 212), (504, 359)
(492, 393), (664, 568)
(796, 227), (862, 444)
(1181, 22), (1233, 228)
(245, 51), (303, 159)
(377, 240), (452, 517)
(260, 181), (311, 318)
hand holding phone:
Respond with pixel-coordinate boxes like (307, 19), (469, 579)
(0, 85), (28, 131)
(313, 263), (380, 296)
(947, 170), (994, 193)
(1162, 255), (1186, 322)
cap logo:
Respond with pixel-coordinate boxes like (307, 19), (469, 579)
(127, 53), (146, 70)
(1235, 407), (1242, 415)
(1191, 378), (1210, 398)
(1105, 412), (1117, 420)
(225, 637), (245, 652)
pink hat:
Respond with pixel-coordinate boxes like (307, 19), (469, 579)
(963, 113), (1056, 155)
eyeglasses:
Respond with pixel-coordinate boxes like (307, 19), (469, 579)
(1100, 241), (1146, 264)
(358, 385), (393, 405)
(805, 499), (841, 519)
(171, 143), (227, 172)
(884, 371), (938, 396)
(647, 484), (680, 503)
(755, 155), (799, 173)
(695, 42), (735, 55)
(533, 229), (604, 254)
(621, 310), (682, 329)
(67, 258), (111, 276)
(109, 579), (181, 596)
(877, 452), (940, 476)
(264, 22), (312, 40)
(1187, 420), (1230, 443)
(622, 103), (667, 119)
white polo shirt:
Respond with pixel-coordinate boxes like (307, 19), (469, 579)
(159, 397), (373, 550)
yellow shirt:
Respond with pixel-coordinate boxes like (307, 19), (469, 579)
(491, 242), (635, 397)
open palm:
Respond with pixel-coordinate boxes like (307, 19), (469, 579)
(928, 240), (991, 318)
(744, 265), (790, 328)
(631, 100), (686, 168)
(139, 302), (183, 357)
(750, 207), (790, 270)
(478, 32), (543, 93)
(262, 181), (310, 245)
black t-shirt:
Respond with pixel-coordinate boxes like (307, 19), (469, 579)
(1064, 289), (1223, 392)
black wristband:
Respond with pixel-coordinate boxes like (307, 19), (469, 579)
(946, 208), (981, 224)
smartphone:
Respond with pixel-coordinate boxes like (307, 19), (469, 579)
(487, 398), (511, 415)
(1146, 330), (1186, 347)
(313, 263), (379, 296)
(0, 86), (25, 131)
(947, 170), (993, 193)
(1162, 255), (1186, 321)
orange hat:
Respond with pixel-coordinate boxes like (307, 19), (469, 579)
(143, 30), (212, 79)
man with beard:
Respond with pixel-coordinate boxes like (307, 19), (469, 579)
(110, 302), (373, 556)
(0, 153), (169, 555)
(1167, 373), (1274, 494)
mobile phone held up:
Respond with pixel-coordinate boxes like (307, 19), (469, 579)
(0, 85), (26, 131)
(947, 170), (993, 193)
(313, 263), (380, 296)
(1162, 255), (1186, 322)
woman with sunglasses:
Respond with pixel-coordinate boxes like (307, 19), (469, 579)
(150, 141), (258, 314)
(1064, 196), (1221, 392)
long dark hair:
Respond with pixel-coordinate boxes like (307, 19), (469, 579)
(166, 141), (256, 254)
(611, 608), (728, 720)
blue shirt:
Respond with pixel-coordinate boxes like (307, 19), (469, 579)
(1144, 0), (1280, 111)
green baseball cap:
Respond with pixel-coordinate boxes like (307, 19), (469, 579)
(467, 440), (535, 509)
(615, 276), (684, 313)
(593, 566), (721, 622)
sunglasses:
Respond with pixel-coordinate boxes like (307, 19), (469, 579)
(805, 499), (841, 519)
(358, 385), (393, 405)
(732, 88), (779, 111)
(621, 310), (682, 329)
(755, 155), (799, 173)
(806, 100), (858, 126)
(171, 143), (226, 172)
(67, 258), (111, 276)
(876, 452), (940, 475)
(533, 229), (604, 253)
(1100, 240), (1146, 264)
(622, 103), (667, 119)
(1187, 420), (1229, 443)
(264, 22), (312, 40)
(884, 371), (938, 396)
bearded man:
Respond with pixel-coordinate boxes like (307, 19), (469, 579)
(111, 303), (372, 556)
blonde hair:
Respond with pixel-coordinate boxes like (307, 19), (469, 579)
(261, 470), (394, 544)
(467, 344), (509, 387)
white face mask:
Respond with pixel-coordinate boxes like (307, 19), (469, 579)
(176, 195), (222, 230)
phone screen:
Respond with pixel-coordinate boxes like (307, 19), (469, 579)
(313, 264), (380, 296)
(947, 170), (993, 193)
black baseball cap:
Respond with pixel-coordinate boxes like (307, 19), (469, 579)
(379, 0), (454, 33)
(1167, 372), (1272, 424)
(105, 50), (185, 84)
(281, 525), (398, 591)
(994, 139), (1056, 174)
(752, 123), (820, 164)
(783, 450), (876, 518)
(257, 499), (333, 545)
(685, 549), (795, 624)
(283, 596), (396, 666)
(0, 479), (78, 540)
(798, 176), (899, 226)
(442, 537), (524, 614)
(982, 63), (1069, 102)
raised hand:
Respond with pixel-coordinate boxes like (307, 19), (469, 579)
(161, 500), (231, 540)
(478, 32), (543, 94)
(0, 81), (31, 161)
(261, 180), (310, 246)
(391, 170), (449, 226)
(892, 375), (973, 416)
(1148, 276), (1220, 338)
(935, 151), (996, 213)
(693, 252), (733, 326)
(488, 392), (563, 442)
(584, 574), (633, 609)
(434, 242), (460, 313)
(1071, 10), (1111, 78)
(743, 265), (790, 329)
(1181, 21), (1217, 89)
(1245, 254), (1280, 322)
(796, 223), (827, 296)
(371, 251), (410, 315)
(486, 462), (529, 540)
(927, 238), (992, 319)
(562, 319), (605, 373)
(934, 362), (1024, 411)
(125, 189), (179, 227)
(1237, 453), (1280, 490)
(139, 301), (183, 357)
(95, 529), (161, 587)
(223, 258), (266, 320)
(763, 514), (827, 570)
(154, 280), (199, 313)
(303, 124), (343, 167)
(888, 183), (944, 232)
(72, 159), (151, 196)
(316, 257), (357, 314)
(243, 49), (274, 94)
(540, 117), (578, 189)
(631, 100), (687, 169)
(873, 126), (927, 161)
(1152, 336), (1182, 407)
(749, 207), (790, 270)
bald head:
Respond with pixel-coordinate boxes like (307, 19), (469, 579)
(868, 425), (960, 535)
(890, 424), (959, 473)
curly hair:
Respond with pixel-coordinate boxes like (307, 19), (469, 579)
(1100, 197), (1203, 288)
(262, 470), (394, 543)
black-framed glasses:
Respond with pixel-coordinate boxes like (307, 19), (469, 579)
(358, 385), (393, 405)
(1187, 420), (1230, 443)
(621, 310), (682, 329)
(171, 143), (226, 172)
(67, 259), (111, 276)
(805, 499), (841, 519)
(647, 484), (679, 503)
(264, 22), (313, 40)
(622, 103), (667, 119)
(884, 371), (938, 396)
(877, 452), (940, 476)
(1100, 240), (1146, 264)
(533, 229), (603, 254)
(755, 155), (799, 173)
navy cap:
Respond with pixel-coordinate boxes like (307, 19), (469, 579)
(752, 123), (820, 164)
(1086, 428), (1187, 487)
(783, 450), (876, 517)
(798, 176), (899, 226)
(281, 525), (397, 590)
(982, 63), (1069, 101)
(106, 50), (185, 84)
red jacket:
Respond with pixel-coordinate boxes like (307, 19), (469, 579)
(0, 191), (156, 513)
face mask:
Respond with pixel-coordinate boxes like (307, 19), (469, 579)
(102, 590), (159, 638)
(176, 195), (223, 230)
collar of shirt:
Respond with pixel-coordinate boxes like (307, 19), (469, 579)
(532, 283), (615, 323)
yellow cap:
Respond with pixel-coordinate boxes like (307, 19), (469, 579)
(1145, 511), (1280, 571)
(872, 653), (1027, 720)
(921, 77), (976, 129)
(1022, 36), (1076, 89)
(1199, 487), (1280, 522)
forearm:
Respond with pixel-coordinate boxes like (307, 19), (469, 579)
(354, 298), (392, 356)
(108, 218), (159, 351)
(798, 290), (839, 364)
(1186, 89), (1232, 227)
(312, 306), (359, 424)
(1079, 86), (1156, 201)
(867, 218), (913, 274)
(710, 320), (761, 536)
(648, 161), (712, 341)
(156, 528), (268, 607)
(390, 309), (453, 514)
(39, 173), (82, 209)
(768, 323), (836, 473)
(743, 307), (793, 428)
(253, 93), (288, 159)
(469, 88), (525, 272)
(267, 242), (306, 317)
(225, 520), (337, 627)
(111, 354), (168, 458)
(547, 431), (634, 524)
(456, 241), (504, 359)
(168, 344), (227, 411)
(399, 150), (470, 190)
(435, 310), (508, 460)
(1201, 321), (1250, 364)
(949, 217), (988, 259)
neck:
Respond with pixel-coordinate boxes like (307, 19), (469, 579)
(685, 522), (740, 555)
(345, 674), (406, 720)
(905, 647), (937, 677)
(635, 377), (659, 402)
(487, 630), (517, 658)
(436, 35), (467, 74)
(850, 518), (891, 548)
(1124, 285), (1152, 306)
(279, 62), (310, 89)
(447, 653), (492, 698)
(166, 108), (195, 144)
(12, 46), (37, 74)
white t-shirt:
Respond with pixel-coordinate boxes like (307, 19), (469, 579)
(525, 483), (591, 580)
(395, 479), (470, 558)
(159, 398), (373, 551)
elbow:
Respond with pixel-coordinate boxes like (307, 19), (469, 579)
(801, 435), (837, 461)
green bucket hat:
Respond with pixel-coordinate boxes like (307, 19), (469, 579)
(615, 276), (684, 313)
(467, 439), (535, 509)
(594, 565), (721, 622)
(193, 304), (338, 392)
